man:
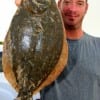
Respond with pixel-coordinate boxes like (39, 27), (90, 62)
(15, 0), (100, 100)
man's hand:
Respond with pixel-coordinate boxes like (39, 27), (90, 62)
(15, 0), (22, 6)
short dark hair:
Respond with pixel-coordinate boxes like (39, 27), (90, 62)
(58, 0), (88, 3)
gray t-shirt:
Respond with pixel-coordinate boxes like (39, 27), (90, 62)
(40, 33), (100, 100)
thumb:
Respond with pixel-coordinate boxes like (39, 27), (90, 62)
(15, 0), (22, 6)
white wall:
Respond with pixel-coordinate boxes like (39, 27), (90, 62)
(0, 0), (100, 51)
(83, 0), (100, 37)
(0, 0), (17, 42)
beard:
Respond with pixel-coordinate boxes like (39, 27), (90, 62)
(62, 13), (85, 30)
(64, 18), (83, 30)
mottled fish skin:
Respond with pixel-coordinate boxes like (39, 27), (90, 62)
(5, 0), (64, 99)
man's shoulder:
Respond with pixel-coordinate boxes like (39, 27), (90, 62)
(85, 32), (100, 39)
(84, 32), (100, 42)
(84, 33), (100, 52)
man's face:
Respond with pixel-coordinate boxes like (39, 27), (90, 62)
(58, 0), (88, 29)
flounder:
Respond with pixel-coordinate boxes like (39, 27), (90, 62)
(2, 0), (68, 99)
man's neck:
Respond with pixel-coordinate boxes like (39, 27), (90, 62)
(65, 28), (84, 40)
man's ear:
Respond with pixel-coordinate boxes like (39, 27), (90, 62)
(57, 0), (61, 9)
(85, 3), (88, 14)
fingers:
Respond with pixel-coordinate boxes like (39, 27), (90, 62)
(15, 0), (22, 6)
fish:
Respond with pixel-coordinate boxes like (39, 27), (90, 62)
(2, 0), (68, 99)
